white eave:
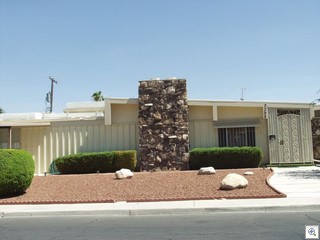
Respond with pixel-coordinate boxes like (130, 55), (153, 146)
(63, 101), (105, 113)
(105, 97), (315, 108)
(188, 99), (315, 108)
(105, 97), (138, 105)
(0, 121), (51, 127)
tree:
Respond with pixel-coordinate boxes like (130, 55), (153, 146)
(91, 91), (104, 102)
(0, 107), (4, 114)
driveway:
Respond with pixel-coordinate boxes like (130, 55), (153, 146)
(269, 166), (320, 198)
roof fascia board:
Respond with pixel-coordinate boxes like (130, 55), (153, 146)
(105, 97), (139, 105)
(0, 122), (51, 127)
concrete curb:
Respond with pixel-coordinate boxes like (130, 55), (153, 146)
(2, 202), (320, 218)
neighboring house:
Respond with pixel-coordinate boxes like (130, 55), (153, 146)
(0, 94), (319, 175)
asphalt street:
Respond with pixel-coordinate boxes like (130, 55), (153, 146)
(1, 211), (320, 240)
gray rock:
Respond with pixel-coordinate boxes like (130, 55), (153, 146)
(220, 173), (248, 190)
(115, 169), (133, 179)
(198, 167), (216, 175)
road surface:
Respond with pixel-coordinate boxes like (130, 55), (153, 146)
(1, 211), (319, 240)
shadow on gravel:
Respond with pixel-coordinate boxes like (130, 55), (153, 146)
(281, 170), (320, 180)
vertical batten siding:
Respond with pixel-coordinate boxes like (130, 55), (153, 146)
(99, 125), (106, 151)
(20, 121), (139, 175)
(267, 108), (279, 164)
(300, 109), (313, 162)
(189, 120), (216, 149)
(42, 128), (47, 174)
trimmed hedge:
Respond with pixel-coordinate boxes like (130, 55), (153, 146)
(189, 147), (262, 170)
(112, 150), (137, 171)
(54, 152), (114, 174)
(54, 150), (137, 174)
(0, 149), (35, 197)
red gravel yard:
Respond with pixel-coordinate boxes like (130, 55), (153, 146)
(0, 168), (285, 205)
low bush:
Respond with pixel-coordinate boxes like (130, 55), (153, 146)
(0, 149), (35, 197)
(189, 147), (262, 170)
(54, 152), (114, 174)
(54, 150), (137, 174)
(113, 150), (137, 171)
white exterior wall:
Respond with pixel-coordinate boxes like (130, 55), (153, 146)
(7, 100), (316, 174)
(20, 120), (138, 175)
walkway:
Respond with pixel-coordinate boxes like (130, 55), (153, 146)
(269, 166), (320, 198)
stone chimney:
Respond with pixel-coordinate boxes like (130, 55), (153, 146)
(138, 79), (190, 171)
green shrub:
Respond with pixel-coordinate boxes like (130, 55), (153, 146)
(189, 147), (262, 170)
(113, 150), (137, 171)
(0, 149), (35, 197)
(54, 150), (137, 174)
(55, 152), (114, 174)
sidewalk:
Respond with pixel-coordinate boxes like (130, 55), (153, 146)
(1, 166), (320, 217)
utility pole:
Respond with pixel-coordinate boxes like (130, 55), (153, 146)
(48, 76), (58, 113)
(240, 88), (246, 101)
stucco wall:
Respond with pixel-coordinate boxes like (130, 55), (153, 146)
(189, 106), (212, 120)
(218, 106), (263, 119)
(111, 104), (139, 123)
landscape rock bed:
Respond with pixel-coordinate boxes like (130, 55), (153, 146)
(0, 168), (285, 205)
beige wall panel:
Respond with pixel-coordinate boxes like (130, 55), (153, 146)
(87, 125), (94, 152)
(189, 120), (216, 149)
(123, 124), (130, 150)
(255, 121), (269, 165)
(218, 107), (262, 119)
(80, 125), (88, 152)
(19, 121), (138, 175)
(130, 123), (138, 150)
(118, 125), (124, 150)
(75, 126), (82, 153)
(189, 106), (212, 120)
(105, 126), (112, 150)
(300, 109), (313, 162)
(111, 125), (118, 149)
(112, 104), (139, 123)
(93, 125), (100, 152)
(20, 127), (45, 175)
(99, 125), (106, 151)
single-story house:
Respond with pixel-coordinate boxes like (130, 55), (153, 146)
(1, 80), (319, 175)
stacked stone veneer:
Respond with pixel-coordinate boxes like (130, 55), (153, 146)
(138, 79), (189, 171)
(312, 117), (320, 160)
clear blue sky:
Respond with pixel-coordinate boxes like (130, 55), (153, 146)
(1, 0), (319, 113)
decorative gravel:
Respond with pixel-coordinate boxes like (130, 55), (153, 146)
(0, 168), (285, 205)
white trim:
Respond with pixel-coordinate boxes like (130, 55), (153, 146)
(105, 100), (112, 125)
(0, 122), (51, 127)
(105, 97), (138, 105)
(213, 118), (261, 128)
(64, 101), (105, 113)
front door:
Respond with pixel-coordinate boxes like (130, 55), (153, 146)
(277, 114), (302, 163)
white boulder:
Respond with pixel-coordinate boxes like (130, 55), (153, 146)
(198, 167), (216, 175)
(243, 171), (254, 175)
(115, 168), (133, 179)
(220, 173), (248, 190)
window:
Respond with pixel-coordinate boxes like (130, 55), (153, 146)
(218, 127), (256, 147)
